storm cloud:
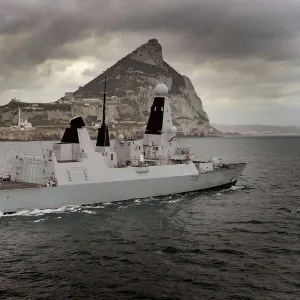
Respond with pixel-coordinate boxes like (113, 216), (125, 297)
(1, 0), (300, 125)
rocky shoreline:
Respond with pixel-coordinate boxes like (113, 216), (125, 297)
(0, 126), (222, 142)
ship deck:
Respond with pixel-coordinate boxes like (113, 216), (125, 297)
(0, 181), (41, 190)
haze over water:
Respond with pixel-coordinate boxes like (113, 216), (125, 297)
(0, 137), (299, 300)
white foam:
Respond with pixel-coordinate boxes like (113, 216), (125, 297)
(1, 205), (82, 217)
(228, 185), (245, 191)
(82, 210), (96, 214)
(213, 193), (221, 197)
(117, 205), (129, 210)
(167, 199), (180, 203)
(102, 202), (113, 206)
(33, 218), (45, 223)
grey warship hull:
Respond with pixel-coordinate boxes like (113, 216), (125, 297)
(0, 83), (247, 214)
(0, 162), (245, 214)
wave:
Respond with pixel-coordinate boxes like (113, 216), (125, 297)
(226, 220), (267, 225)
(214, 248), (246, 256)
(161, 246), (181, 254)
(0, 204), (102, 218)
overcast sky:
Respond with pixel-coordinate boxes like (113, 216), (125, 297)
(1, 0), (300, 126)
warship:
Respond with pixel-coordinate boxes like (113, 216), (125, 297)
(0, 81), (246, 214)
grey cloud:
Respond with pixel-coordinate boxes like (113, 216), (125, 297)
(113, 0), (300, 61)
(185, 57), (300, 101)
(2, 0), (300, 67)
(1, 0), (300, 125)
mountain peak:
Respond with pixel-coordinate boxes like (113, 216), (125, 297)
(70, 38), (209, 135)
(130, 38), (165, 69)
(147, 38), (160, 47)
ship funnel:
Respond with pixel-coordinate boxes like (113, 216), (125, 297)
(144, 83), (168, 137)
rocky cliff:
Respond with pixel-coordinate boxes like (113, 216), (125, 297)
(73, 38), (210, 135)
(0, 39), (218, 141)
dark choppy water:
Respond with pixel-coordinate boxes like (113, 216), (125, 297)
(0, 137), (300, 300)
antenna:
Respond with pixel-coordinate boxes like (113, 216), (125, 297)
(40, 141), (44, 157)
(18, 107), (21, 127)
(102, 77), (107, 127)
(102, 77), (107, 148)
(96, 77), (110, 147)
